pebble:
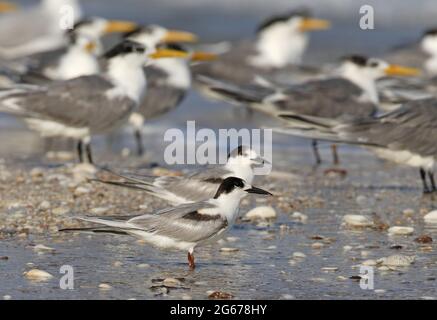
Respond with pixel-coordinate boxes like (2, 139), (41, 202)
(220, 247), (239, 253)
(30, 168), (44, 178)
(378, 255), (415, 267)
(402, 208), (415, 217)
(24, 269), (53, 281)
(98, 283), (112, 290)
(208, 291), (234, 299)
(38, 201), (51, 211)
(343, 215), (374, 227)
(113, 261), (122, 267)
(374, 289), (386, 294)
(312, 242), (324, 249)
(388, 226), (414, 236)
(3, 295), (11, 300)
(322, 267), (338, 272)
(90, 207), (111, 215)
(33, 244), (55, 253)
(424, 210), (437, 224)
(291, 212), (308, 223)
(74, 186), (91, 197)
(281, 294), (295, 300)
(163, 278), (182, 288)
(137, 263), (150, 269)
(343, 245), (353, 252)
(293, 252), (307, 259)
(181, 294), (193, 300)
(245, 206), (277, 220)
(415, 235), (433, 244)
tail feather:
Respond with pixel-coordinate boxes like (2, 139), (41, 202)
(59, 226), (129, 236)
(278, 113), (341, 130)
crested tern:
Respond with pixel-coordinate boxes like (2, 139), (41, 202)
(192, 8), (330, 97)
(275, 98), (437, 194)
(208, 55), (419, 165)
(61, 177), (272, 269)
(94, 145), (267, 205)
(0, 40), (188, 164)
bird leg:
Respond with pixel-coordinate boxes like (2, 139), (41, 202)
(312, 140), (322, 165)
(134, 129), (144, 157)
(331, 144), (340, 165)
(77, 141), (84, 163)
(187, 251), (195, 270)
(420, 168), (431, 194)
(428, 171), (436, 192)
(85, 143), (93, 164)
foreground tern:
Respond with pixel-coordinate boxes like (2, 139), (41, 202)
(0, 40), (187, 164)
(0, 0), (82, 59)
(62, 177), (272, 269)
(208, 55), (419, 165)
(94, 146), (267, 205)
(277, 98), (437, 194)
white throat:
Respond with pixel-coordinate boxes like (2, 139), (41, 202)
(51, 46), (99, 80)
(340, 65), (379, 104)
(151, 58), (191, 89)
(106, 56), (147, 104)
(249, 28), (308, 68)
(208, 192), (245, 224)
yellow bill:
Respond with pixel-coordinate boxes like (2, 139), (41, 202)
(162, 30), (198, 43)
(105, 20), (138, 34)
(0, 1), (18, 13)
(385, 65), (421, 77)
(191, 51), (218, 62)
(149, 48), (190, 59)
(299, 18), (331, 31)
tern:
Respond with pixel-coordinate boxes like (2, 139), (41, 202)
(208, 55), (419, 165)
(275, 98), (437, 194)
(192, 8), (330, 98)
(0, 40), (188, 164)
(94, 145), (268, 205)
(0, 0), (82, 59)
(61, 177), (272, 269)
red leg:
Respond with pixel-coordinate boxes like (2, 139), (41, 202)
(187, 252), (195, 270)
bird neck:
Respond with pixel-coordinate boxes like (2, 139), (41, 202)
(106, 56), (146, 104)
(425, 56), (437, 76)
(55, 46), (99, 80)
(151, 58), (191, 89)
(208, 193), (243, 224)
(249, 29), (308, 68)
(340, 66), (379, 104)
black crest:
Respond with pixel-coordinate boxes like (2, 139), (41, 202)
(213, 177), (245, 199)
(227, 145), (245, 159)
(157, 43), (188, 53)
(72, 18), (95, 30)
(103, 40), (146, 59)
(257, 8), (312, 33)
(341, 54), (368, 66)
(423, 28), (437, 37)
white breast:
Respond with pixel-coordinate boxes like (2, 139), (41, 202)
(152, 58), (191, 89)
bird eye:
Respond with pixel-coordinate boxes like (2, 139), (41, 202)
(369, 61), (379, 68)
(136, 47), (145, 53)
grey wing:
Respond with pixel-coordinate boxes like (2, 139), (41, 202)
(0, 9), (54, 48)
(339, 100), (437, 156)
(275, 78), (377, 120)
(192, 40), (267, 85)
(139, 66), (186, 119)
(129, 202), (228, 242)
(8, 76), (135, 132)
